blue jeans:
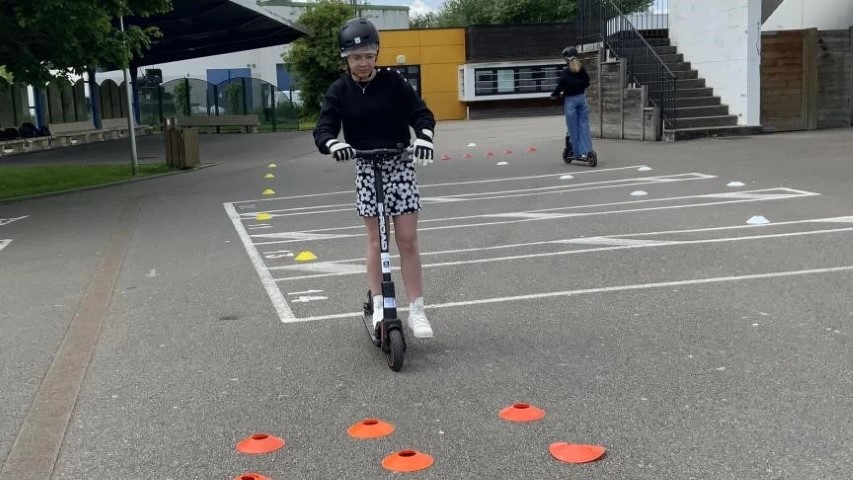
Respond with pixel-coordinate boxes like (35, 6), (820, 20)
(564, 93), (593, 157)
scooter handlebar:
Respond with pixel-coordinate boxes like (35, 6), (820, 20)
(353, 146), (413, 162)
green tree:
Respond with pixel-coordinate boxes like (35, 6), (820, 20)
(411, 0), (655, 28)
(0, 0), (172, 84)
(173, 79), (191, 116)
(282, 0), (355, 118)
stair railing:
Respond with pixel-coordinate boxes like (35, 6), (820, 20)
(577, 0), (677, 131)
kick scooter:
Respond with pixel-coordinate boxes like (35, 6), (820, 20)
(562, 134), (597, 167)
(354, 146), (409, 371)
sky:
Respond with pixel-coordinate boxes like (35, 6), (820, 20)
(368, 0), (441, 17)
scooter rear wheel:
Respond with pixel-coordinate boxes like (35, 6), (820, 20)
(386, 329), (405, 371)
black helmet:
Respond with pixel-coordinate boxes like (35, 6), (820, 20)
(562, 46), (578, 59)
(339, 18), (380, 57)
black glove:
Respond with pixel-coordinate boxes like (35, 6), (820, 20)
(326, 139), (355, 162)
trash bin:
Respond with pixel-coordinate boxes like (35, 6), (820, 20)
(164, 118), (199, 169)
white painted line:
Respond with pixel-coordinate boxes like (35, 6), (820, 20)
(0, 239), (11, 252)
(252, 231), (351, 241)
(0, 216), (28, 227)
(481, 212), (573, 220)
(228, 165), (651, 205)
(423, 197), (466, 203)
(289, 289), (324, 295)
(273, 261), (364, 275)
(223, 202), (295, 322)
(274, 215), (853, 268)
(254, 188), (818, 246)
(286, 265), (853, 323)
(815, 216), (853, 223)
(273, 226), (853, 281)
(292, 295), (328, 303)
(559, 237), (673, 247)
(247, 173), (716, 217)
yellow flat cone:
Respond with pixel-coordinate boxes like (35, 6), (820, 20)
(295, 251), (317, 262)
(264, 173), (275, 179)
(268, 163), (277, 168)
(262, 189), (275, 196)
(256, 212), (272, 221)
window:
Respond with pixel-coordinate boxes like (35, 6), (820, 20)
(387, 65), (422, 97)
(473, 64), (563, 96)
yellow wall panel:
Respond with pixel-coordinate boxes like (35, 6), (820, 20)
(420, 45), (465, 64)
(422, 64), (461, 94)
(378, 47), (421, 66)
(423, 92), (466, 121)
(379, 30), (422, 48)
(419, 29), (465, 46)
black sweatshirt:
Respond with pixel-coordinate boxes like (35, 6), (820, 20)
(313, 69), (436, 154)
(550, 66), (591, 97)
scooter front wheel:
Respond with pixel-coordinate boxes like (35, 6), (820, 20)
(386, 329), (405, 371)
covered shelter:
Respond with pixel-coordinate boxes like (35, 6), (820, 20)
(86, 0), (308, 128)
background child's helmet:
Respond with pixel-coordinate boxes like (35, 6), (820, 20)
(562, 46), (578, 58)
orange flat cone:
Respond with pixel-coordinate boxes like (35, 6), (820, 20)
(347, 418), (395, 439)
(440, 153), (453, 161)
(527, 146), (538, 153)
(549, 442), (607, 464)
(485, 151), (494, 156)
(504, 149), (513, 155)
(382, 450), (434, 473)
(499, 403), (545, 422)
(234, 473), (272, 480)
(236, 433), (285, 454)
(463, 153), (473, 159)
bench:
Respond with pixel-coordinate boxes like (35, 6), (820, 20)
(0, 119), (152, 157)
(175, 114), (260, 133)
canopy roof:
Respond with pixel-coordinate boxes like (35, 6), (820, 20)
(124, 0), (308, 67)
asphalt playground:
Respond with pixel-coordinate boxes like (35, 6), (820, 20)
(1, 116), (852, 479)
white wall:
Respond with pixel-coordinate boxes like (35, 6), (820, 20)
(669, 0), (762, 125)
(763, 0), (853, 31)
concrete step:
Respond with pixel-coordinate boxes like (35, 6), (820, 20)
(673, 69), (699, 79)
(676, 78), (706, 89)
(674, 115), (738, 129)
(642, 37), (671, 47)
(675, 96), (722, 107)
(676, 87), (713, 98)
(622, 45), (678, 55)
(663, 125), (763, 141)
(674, 105), (730, 118)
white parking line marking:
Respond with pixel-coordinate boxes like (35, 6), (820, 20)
(0, 239), (11, 252)
(273, 225), (853, 280)
(223, 202), (295, 322)
(240, 173), (715, 218)
(229, 165), (652, 206)
(559, 237), (673, 247)
(0, 216), (28, 227)
(287, 265), (853, 323)
(254, 188), (819, 246)
(252, 232), (350, 241)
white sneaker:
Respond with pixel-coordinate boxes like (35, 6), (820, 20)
(372, 295), (383, 331)
(407, 297), (433, 339)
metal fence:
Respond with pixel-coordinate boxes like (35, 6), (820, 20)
(140, 77), (299, 132)
(577, 0), (677, 130)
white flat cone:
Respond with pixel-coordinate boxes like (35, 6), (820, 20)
(496, 161), (509, 166)
(467, 142), (477, 147)
(638, 166), (652, 171)
(747, 215), (770, 225)
(631, 190), (648, 196)
(559, 174), (574, 180)
(727, 181), (746, 187)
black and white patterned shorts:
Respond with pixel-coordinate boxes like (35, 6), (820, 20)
(355, 160), (421, 217)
